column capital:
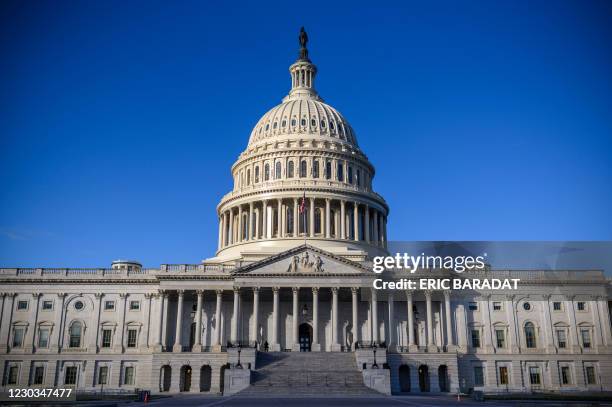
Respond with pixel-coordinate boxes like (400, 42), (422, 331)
(272, 286), (280, 293)
(158, 289), (168, 297)
(252, 286), (260, 293)
(144, 293), (154, 299)
(564, 294), (575, 301)
(312, 287), (319, 294)
(405, 290), (413, 300)
(175, 290), (185, 296)
(331, 287), (339, 294)
(481, 293), (491, 300)
(31, 292), (41, 298)
(351, 287), (359, 294)
(424, 290), (432, 299)
(56, 292), (66, 298)
(443, 290), (451, 299)
(233, 287), (241, 294)
(292, 287), (300, 294)
(542, 294), (551, 301)
(120, 293), (130, 299)
(94, 292), (105, 299)
(215, 289), (223, 295)
(195, 289), (204, 295)
(505, 294), (515, 301)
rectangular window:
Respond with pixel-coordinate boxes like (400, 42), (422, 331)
(492, 302), (502, 311)
(585, 366), (596, 384)
(38, 329), (50, 348)
(561, 366), (571, 385)
(553, 302), (562, 311)
(312, 160), (319, 178)
(8, 366), (19, 385)
(104, 301), (115, 311)
(12, 328), (24, 348)
(127, 329), (138, 348)
(102, 329), (112, 348)
(325, 161), (332, 180)
(471, 330), (481, 348)
(556, 330), (567, 349)
(581, 329), (591, 348)
(33, 366), (45, 385)
(499, 366), (508, 385)
(98, 366), (108, 385)
(495, 329), (505, 348)
(336, 161), (344, 182)
(468, 302), (478, 311)
(17, 300), (28, 310)
(473, 366), (484, 386)
(577, 302), (586, 311)
(42, 300), (53, 310)
(124, 367), (134, 385)
(129, 301), (140, 311)
(64, 366), (77, 385)
(529, 367), (541, 385)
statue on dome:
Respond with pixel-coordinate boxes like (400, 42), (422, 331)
(298, 27), (309, 61)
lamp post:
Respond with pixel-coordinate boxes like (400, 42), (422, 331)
(372, 343), (378, 369)
(236, 344), (242, 369)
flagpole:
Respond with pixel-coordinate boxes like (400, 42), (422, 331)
(303, 190), (307, 247)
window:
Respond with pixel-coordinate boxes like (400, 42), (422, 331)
(337, 161), (344, 181)
(7, 366), (18, 385)
(42, 300), (53, 310)
(312, 160), (319, 178)
(38, 328), (50, 348)
(561, 366), (571, 385)
(471, 330), (481, 348)
(17, 300), (28, 310)
(314, 209), (322, 234)
(127, 329), (138, 348)
(321, 120), (326, 128)
(104, 301), (115, 311)
(74, 301), (84, 310)
(281, 120), (286, 127)
(529, 367), (541, 385)
(255, 166), (260, 183)
(556, 329), (567, 348)
(246, 169), (250, 185)
(69, 322), (82, 348)
(273, 122), (277, 129)
(495, 329), (505, 348)
(524, 322), (536, 348)
(291, 118), (296, 126)
(473, 366), (484, 386)
(523, 302), (531, 311)
(356, 169), (361, 186)
(98, 366), (108, 385)
(301, 118), (306, 126)
(468, 302), (478, 311)
(300, 160), (307, 178)
(577, 302), (586, 311)
(553, 302), (562, 311)
(12, 327), (25, 348)
(129, 301), (140, 311)
(64, 366), (77, 385)
(33, 366), (45, 385)
(581, 329), (591, 348)
(493, 302), (502, 311)
(325, 161), (332, 180)
(287, 161), (294, 178)
(585, 366), (596, 384)
(348, 166), (353, 184)
(102, 329), (112, 348)
(330, 121), (335, 130)
(499, 366), (508, 385)
(124, 367), (135, 385)
(264, 163), (270, 181)
(275, 162), (281, 179)
(265, 123), (269, 131)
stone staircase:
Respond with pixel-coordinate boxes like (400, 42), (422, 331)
(237, 351), (381, 396)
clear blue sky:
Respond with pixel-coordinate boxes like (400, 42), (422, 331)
(1, 1), (611, 267)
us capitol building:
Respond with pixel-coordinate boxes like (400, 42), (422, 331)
(1, 29), (611, 397)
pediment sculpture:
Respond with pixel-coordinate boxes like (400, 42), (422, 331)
(287, 251), (324, 273)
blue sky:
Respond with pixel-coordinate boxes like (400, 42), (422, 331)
(1, 1), (611, 267)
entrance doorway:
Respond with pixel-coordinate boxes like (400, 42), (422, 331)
(200, 365), (212, 392)
(399, 365), (411, 392)
(418, 364), (430, 392)
(180, 365), (192, 392)
(160, 365), (171, 392)
(438, 365), (449, 392)
(299, 323), (312, 352)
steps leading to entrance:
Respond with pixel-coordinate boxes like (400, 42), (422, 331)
(237, 352), (381, 396)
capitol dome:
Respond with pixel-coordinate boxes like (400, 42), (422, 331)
(209, 28), (389, 263)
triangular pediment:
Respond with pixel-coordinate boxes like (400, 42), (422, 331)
(232, 244), (369, 276)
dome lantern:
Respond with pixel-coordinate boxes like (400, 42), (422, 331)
(285, 27), (320, 102)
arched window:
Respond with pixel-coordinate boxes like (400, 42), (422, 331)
(282, 120), (286, 127)
(524, 322), (536, 348)
(264, 163), (270, 181)
(288, 161), (294, 178)
(300, 160), (307, 178)
(325, 161), (332, 180)
(337, 161), (344, 182)
(69, 321), (82, 348)
(312, 160), (320, 178)
(246, 169), (251, 185)
(255, 166), (260, 183)
(348, 166), (353, 184)
(356, 169), (361, 186)
(330, 121), (335, 130)
(301, 118), (306, 126)
(291, 118), (296, 126)
(311, 118), (316, 127)
(275, 162), (282, 179)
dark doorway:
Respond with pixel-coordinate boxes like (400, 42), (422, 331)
(189, 322), (196, 348)
(200, 365), (212, 392)
(399, 365), (411, 392)
(220, 364), (228, 394)
(438, 365), (449, 392)
(418, 365), (430, 392)
(299, 323), (312, 352)
(160, 365), (171, 392)
(180, 365), (191, 392)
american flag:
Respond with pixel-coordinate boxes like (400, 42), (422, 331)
(299, 192), (306, 213)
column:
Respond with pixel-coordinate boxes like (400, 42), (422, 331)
(425, 291), (435, 351)
(542, 294), (555, 352)
(262, 200), (268, 239)
(251, 287), (259, 345)
(364, 204), (370, 243)
(309, 198), (315, 237)
(228, 209), (234, 245)
(54, 293), (66, 351)
(248, 202), (254, 241)
(331, 287), (340, 351)
(506, 295), (519, 353)
(26, 293), (41, 351)
(218, 216), (223, 249)
(312, 288), (320, 351)
(293, 198), (299, 237)
(230, 288), (240, 344)
(351, 287), (359, 350)
(481, 295), (494, 352)
(387, 292), (395, 351)
(221, 212), (227, 247)
(373, 209), (379, 245)
(237, 205), (243, 242)
(116, 293), (128, 353)
(193, 290), (203, 351)
(325, 199), (331, 238)
(0, 294), (7, 352)
(161, 291), (169, 349)
(353, 202), (359, 241)
(340, 200), (346, 239)
(382, 215), (387, 248)
(292, 287), (300, 351)
(272, 287), (280, 351)
(173, 290), (184, 352)
(154, 291), (167, 351)
(276, 199), (282, 238)
(406, 291), (416, 351)
(371, 288), (379, 344)
(591, 296), (603, 350)
(212, 290), (222, 351)
(444, 291), (454, 349)
(91, 293), (103, 352)
(141, 293), (152, 349)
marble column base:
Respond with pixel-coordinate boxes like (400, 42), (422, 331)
(212, 344), (223, 352)
(427, 344), (439, 353)
(311, 343), (321, 352)
(271, 343), (281, 351)
(408, 344), (419, 353)
(192, 344), (202, 352)
(292, 343), (301, 352)
(172, 344), (183, 352)
(153, 344), (163, 352)
(331, 343), (342, 351)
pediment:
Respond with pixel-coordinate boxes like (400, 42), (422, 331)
(233, 245), (369, 276)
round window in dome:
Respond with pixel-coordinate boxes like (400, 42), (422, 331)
(74, 301), (84, 311)
(330, 121), (335, 130)
(291, 119), (296, 126)
(523, 302), (531, 311)
(311, 119), (316, 126)
(301, 118), (306, 126)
